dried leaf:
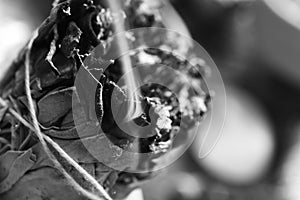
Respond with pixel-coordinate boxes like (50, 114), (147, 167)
(53, 134), (138, 171)
(61, 22), (82, 58)
(45, 121), (101, 140)
(0, 167), (92, 200)
(0, 149), (36, 193)
(37, 87), (74, 127)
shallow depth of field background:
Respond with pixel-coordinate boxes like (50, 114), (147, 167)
(1, 0), (300, 200)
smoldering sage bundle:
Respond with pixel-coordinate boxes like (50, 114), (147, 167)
(0, 0), (210, 199)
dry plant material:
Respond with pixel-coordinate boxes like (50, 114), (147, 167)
(0, 0), (210, 199)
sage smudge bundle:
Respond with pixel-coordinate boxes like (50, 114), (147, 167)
(0, 0), (210, 199)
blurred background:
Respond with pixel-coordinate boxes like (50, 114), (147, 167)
(1, 0), (300, 199)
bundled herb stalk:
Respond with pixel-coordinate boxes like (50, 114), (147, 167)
(0, 0), (210, 199)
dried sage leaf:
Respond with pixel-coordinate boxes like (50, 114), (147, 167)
(0, 167), (92, 200)
(0, 149), (36, 194)
(37, 87), (74, 127)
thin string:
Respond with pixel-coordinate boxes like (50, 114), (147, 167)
(23, 29), (112, 200)
(0, 97), (102, 200)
